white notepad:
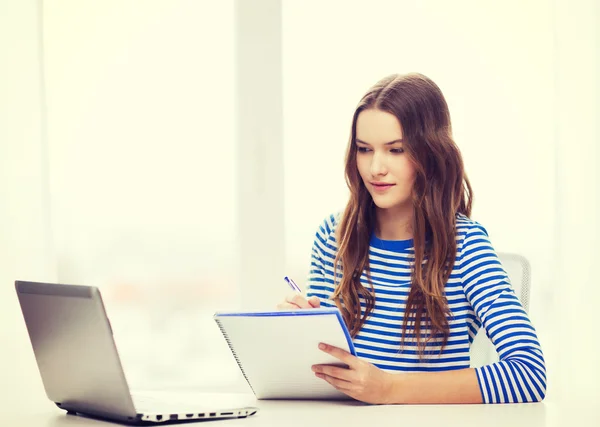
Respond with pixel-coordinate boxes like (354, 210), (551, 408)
(213, 308), (356, 400)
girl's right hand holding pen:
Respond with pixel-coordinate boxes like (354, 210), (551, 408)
(276, 276), (321, 309)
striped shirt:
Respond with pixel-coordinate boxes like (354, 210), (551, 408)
(306, 213), (546, 403)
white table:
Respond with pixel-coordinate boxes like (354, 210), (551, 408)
(2, 395), (597, 427)
(4, 296), (599, 427)
(3, 334), (598, 427)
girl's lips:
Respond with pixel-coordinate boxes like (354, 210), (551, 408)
(371, 183), (395, 192)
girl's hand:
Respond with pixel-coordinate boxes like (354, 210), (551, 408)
(276, 292), (321, 309)
(312, 343), (393, 404)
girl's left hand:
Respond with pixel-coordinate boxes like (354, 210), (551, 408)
(312, 343), (393, 404)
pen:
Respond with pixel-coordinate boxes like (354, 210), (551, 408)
(283, 276), (302, 293)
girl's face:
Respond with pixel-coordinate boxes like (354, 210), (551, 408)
(355, 109), (416, 215)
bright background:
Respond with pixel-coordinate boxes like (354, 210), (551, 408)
(1, 0), (598, 411)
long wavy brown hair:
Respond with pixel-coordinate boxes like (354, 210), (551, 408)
(333, 73), (473, 356)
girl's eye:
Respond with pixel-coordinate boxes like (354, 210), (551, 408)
(357, 147), (371, 153)
(391, 148), (405, 154)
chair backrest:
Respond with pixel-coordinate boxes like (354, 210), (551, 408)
(469, 252), (531, 367)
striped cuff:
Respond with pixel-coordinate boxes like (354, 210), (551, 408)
(475, 362), (546, 403)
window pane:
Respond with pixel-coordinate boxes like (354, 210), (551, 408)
(45, 0), (244, 389)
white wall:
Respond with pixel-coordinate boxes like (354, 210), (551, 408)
(235, 0), (286, 309)
(552, 0), (599, 403)
(0, 0), (55, 407)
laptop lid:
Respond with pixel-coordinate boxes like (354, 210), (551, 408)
(15, 280), (139, 422)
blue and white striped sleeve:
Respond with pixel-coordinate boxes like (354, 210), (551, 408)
(460, 224), (547, 403)
(306, 216), (336, 308)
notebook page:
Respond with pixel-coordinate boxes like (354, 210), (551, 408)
(214, 311), (354, 399)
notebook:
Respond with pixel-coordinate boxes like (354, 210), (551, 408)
(213, 308), (357, 400)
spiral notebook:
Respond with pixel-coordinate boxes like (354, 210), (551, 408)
(213, 308), (356, 400)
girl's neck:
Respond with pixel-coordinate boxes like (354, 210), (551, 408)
(375, 206), (414, 241)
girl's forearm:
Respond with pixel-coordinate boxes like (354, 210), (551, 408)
(388, 368), (483, 404)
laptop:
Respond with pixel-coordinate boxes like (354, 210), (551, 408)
(15, 280), (259, 424)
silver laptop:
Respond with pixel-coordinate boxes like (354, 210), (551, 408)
(15, 280), (259, 424)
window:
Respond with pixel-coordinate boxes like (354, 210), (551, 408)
(44, 0), (242, 389)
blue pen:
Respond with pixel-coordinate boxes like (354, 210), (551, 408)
(283, 276), (302, 293)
